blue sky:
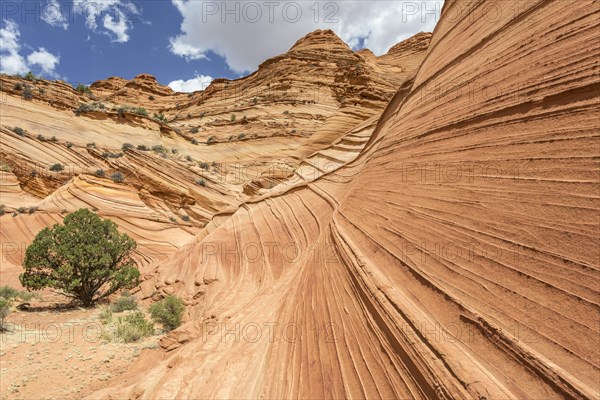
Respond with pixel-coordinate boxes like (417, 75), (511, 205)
(0, 1), (443, 91)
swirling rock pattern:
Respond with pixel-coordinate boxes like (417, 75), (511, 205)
(2, 0), (599, 399)
(0, 29), (430, 275)
(89, 1), (599, 399)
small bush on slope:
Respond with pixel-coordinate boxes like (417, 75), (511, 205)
(149, 295), (184, 331)
(110, 293), (138, 312)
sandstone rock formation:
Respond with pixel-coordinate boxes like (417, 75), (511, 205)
(1, 0), (599, 399)
(0, 30), (429, 290)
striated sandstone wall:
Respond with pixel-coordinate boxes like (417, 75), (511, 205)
(88, 1), (599, 399)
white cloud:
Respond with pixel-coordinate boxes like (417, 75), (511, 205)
(27, 48), (60, 75)
(0, 20), (60, 77)
(73, 0), (121, 30)
(0, 19), (28, 75)
(0, 19), (20, 53)
(38, 0), (139, 42)
(168, 75), (214, 92)
(41, 0), (69, 30)
(168, 1), (443, 73)
(74, 0), (140, 42)
(103, 10), (129, 42)
(0, 53), (28, 76)
(169, 38), (208, 61)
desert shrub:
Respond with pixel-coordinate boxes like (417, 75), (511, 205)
(122, 143), (134, 151)
(99, 306), (113, 324)
(36, 134), (45, 141)
(0, 297), (12, 331)
(283, 110), (289, 115)
(228, 135), (234, 142)
(110, 293), (138, 313)
(0, 162), (11, 172)
(200, 112), (206, 119)
(185, 155), (193, 162)
(75, 102), (105, 115)
(28, 207), (37, 214)
(12, 127), (25, 136)
(102, 151), (123, 158)
(24, 71), (36, 81)
(153, 113), (168, 123)
(20, 209), (139, 306)
(180, 215), (190, 222)
(0, 286), (38, 302)
(136, 144), (148, 151)
(116, 104), (146, 117)
(152, 144), (166, 153)
(169, 216), (176, 223)
(0, 286), (19, 299)
(191, 138), (198, 145)
(49, 136), (58, 142)
(30, 170), (38, 177)
(66, 142), (74, 148)
(18, 291), (37, 301)
(238, 133), (246, 140)
(75, 104), (93, 114)
(111, 172), (125, 183)
(198, 162), (209, 170)
(95, 169), (105, 178)
(49, 163), (63, 172)
(134, 107), (148, 117)
(14, 82), (23, 91)
(207, 136), (215, 144)
(196, 179), (206, 187)
(252, 97), (258, 104)
(171, 148), (178, 154)
(38, 88), (45, 94)
(17, 207), (26, 214)
(75, 84), (91, 95)
(112, 311), (154, 342)
(87, 142), (96, 148)
(230, 114), (236, 122)
(0, 205), (5, 216)
(190, 127), (199, 134)
(148, 95), (155, 101)
(22, 86), (33, 100)
(149, 295), (184, 331)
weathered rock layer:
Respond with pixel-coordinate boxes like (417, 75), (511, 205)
(1, 0), (598, 399)
(84, 0), (600, 399)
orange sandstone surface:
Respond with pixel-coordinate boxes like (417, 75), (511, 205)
(1, 1), (599, 399)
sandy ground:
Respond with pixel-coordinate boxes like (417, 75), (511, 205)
(0, 294), (161, 400)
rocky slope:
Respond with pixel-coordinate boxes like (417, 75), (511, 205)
(0, 32), (429, 293)
(87, 0), (599, 399)
(1, 1), (599, 399)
